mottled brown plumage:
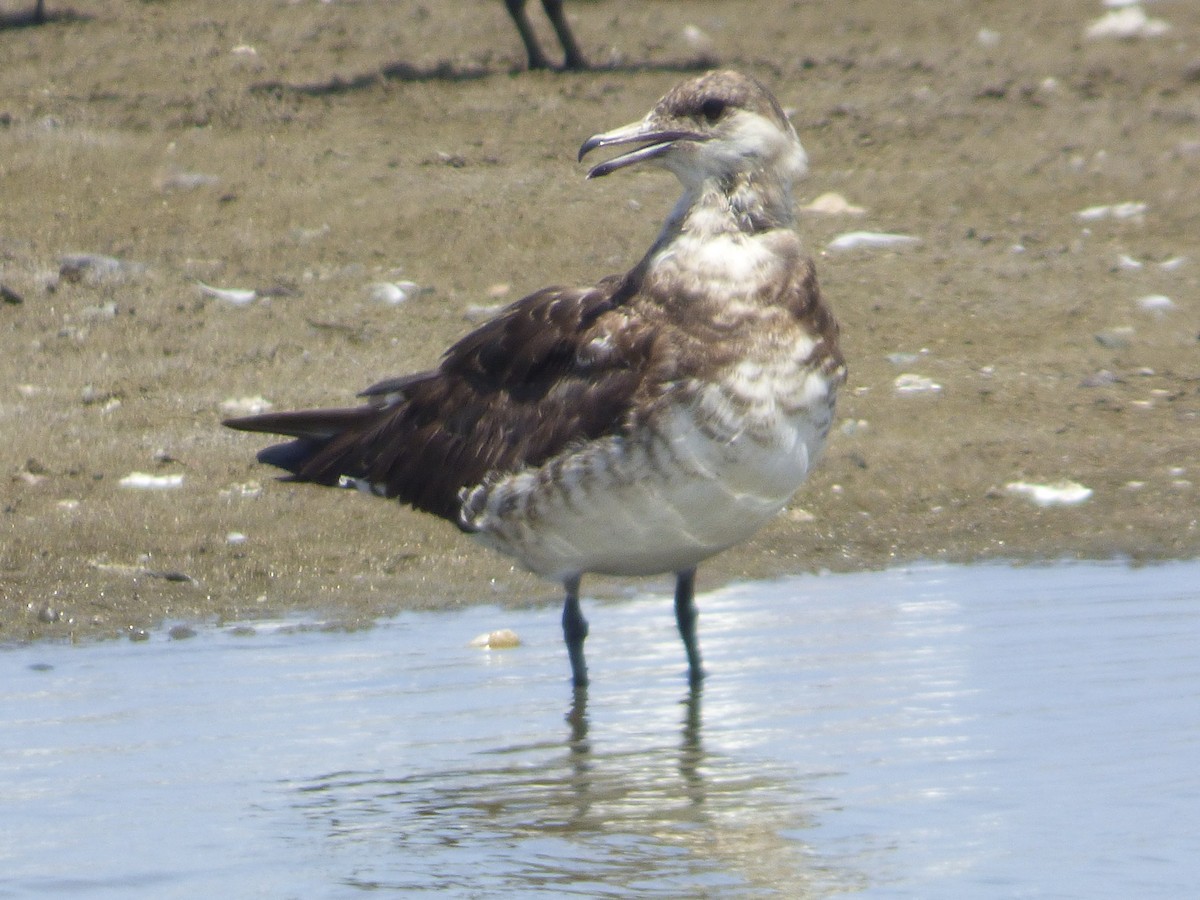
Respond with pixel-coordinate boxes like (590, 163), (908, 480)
(225, 71), (845, 686)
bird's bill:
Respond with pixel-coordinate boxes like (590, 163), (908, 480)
(579, 120), (710, 179)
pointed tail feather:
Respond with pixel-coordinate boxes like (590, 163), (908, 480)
(224, 407), (379, 485)
(223, 407), (370, 441)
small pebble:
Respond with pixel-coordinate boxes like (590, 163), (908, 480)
(59, 253), (147, 285)
(894, 373), (942, 394)
(1081, 369), (1119, 387)
(1095, 328), (1134, 349)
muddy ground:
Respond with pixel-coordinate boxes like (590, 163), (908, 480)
(1, 0), (1197, 642)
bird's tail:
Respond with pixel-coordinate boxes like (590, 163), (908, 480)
(223, 408), (378, 486)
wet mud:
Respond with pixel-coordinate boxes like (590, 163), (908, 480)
(2, 0), (1198, 641)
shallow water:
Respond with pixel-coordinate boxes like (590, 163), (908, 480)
(2, 562), (1198, 898)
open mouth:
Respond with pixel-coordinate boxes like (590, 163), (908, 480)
(578, 127), (710, 179)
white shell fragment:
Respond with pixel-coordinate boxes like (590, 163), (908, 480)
(469, 629), (521, 649)
(219, 396), (273, 417)
(1075, 202), (1147, 221)
(197, 281), (257, 306)
(828, 231), (920, 251)
(894, 373), (942, 394)
(801, 192), (866, 215)
(119, 472), (184, 490)
(1085, 7), (1170, 40)
(1136, 294), (1174, 313)
(1005, 481), (1093, 507)
(369, 281), (423, 305)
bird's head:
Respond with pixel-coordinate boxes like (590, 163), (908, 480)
(578, 71), (807, 194)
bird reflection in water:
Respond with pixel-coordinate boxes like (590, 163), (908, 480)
(286, 684), (842, 894)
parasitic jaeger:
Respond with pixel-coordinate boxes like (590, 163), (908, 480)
(225, 70), (846, 687)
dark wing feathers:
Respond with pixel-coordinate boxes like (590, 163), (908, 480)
(224, 276), (656, 525)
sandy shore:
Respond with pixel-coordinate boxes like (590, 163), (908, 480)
(2, 0), (1197, 642)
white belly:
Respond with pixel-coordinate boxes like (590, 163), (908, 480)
(460, 383), (834, 579)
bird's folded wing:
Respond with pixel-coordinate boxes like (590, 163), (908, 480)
(226, 276), (661, 522)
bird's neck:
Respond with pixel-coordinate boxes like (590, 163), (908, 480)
(660, 170), (796, 246)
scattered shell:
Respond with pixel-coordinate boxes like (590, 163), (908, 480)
(894, 373), (942, 394)
(119, 472), (184, 490)
(1075, 202), (1148, 222)
(486, 283), (511, 299)
(1005, 480), (1093, 507)
(369, 280), (423, 305)
(196, 281), (257, 306)
(1116, 253), (1144, 270)
(219, 396), (273, 416)
(469, 629), (521, 649)
(827, 231), (920, 251)
(801, 192), (866, 215)
(230, 44), (258, 57)
(1158, 256), (1186, 271)
(226, 532), (248, 545)
(1136, 294), (1173, 312)
(1085, 6), (1170, 40)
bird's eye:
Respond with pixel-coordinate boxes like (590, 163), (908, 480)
(700, 98), (726, 123)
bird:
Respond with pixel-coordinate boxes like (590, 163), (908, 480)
(224, 70), (845, 687)
(503, 0), (586, 71)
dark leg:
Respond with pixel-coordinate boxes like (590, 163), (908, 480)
(561, 574), (589, 687)
(540, 0), (587, 70)
(503, 0), (553, 70)
(674, 568), (704, 683)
